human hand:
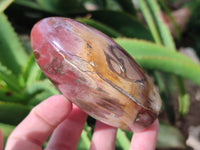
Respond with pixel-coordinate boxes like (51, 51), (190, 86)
(2, 95), (159, 150)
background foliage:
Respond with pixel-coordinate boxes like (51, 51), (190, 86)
(1, 0), (200, 149)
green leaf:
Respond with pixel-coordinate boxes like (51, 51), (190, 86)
(114, 0), (136, 15)
(178, 93), (190, 117)
(77, 18), (122, 38)
(158, 0), (181, 40)
(116, 129), (130, 150)
(0, 0), (14, 13)
(0, 88), (24, 103)
(0, 63), (21, 91)
(138, 0), (189, 118)
(36, 0), (84, 14)
(77, 122), (91, 149)
(115, 38), (200, 86)
(0, 123), (15, 145)
(138, 0), (161, 44)
(92, 0), (107, 9)
(0, 101), (30, 125)
(174, 76), (190, 117)
(25, 80), (58, 97)
(154, 72), (176, 123)
(14, 0), (44, 11)
(77, 129), (91, 149)
(0, 64), (25, 101)
(138, 0), (175, 49)
(28, 90), (58, 106)
(157, 122), (186, 148)
(25, 80), (59, 105)
(22, 54), (42, 86)
(90, 10), (153, 40)
(0, 13), (28, 75)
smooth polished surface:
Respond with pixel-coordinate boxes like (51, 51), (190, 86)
(31, 17), (161, 131)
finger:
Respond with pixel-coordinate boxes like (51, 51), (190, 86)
(46, 104), (87, 150)
(90, 121), (117, 150)
(130, 119), (159, 150)
(0, 129), (3, 150)
(5, 95), (72, 150)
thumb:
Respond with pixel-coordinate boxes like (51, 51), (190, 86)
(0, 129), (3, 150)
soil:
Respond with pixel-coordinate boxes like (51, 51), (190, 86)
(159, 81), (200, 150)
(179, 81), (200, 150)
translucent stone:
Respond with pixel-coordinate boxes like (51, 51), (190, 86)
(31, 17), (161, 131)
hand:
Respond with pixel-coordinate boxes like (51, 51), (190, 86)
(2, 95), (159, 150)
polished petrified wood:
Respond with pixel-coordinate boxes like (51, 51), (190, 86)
(31, 17), (161, 131)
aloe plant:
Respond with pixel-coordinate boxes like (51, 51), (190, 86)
(0, 0), (199, 149)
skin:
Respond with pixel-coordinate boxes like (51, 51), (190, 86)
(2, 95), (159, 150)
(0, 129), (3, 150)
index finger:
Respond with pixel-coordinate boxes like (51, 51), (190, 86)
(130, 119), (159, 150)
(5, 95), (72, 150)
